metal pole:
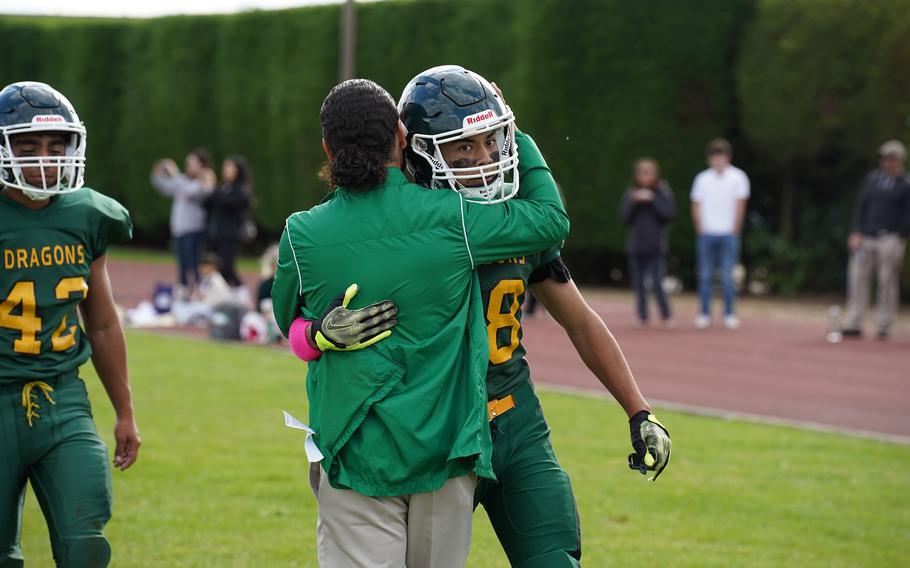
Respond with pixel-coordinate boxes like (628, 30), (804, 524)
(339, 0), (357, 81)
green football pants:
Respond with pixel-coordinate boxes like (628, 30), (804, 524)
(0, 372), (112, 568)
(475, 380), (582, 568)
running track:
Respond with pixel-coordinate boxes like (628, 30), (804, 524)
(108, 258), (910, 441)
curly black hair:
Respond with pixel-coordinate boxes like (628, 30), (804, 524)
(319, 79), (399, 191)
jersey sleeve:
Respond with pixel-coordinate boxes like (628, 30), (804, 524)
(461, 131), (570, 266)
(90, 192), (133, 259)
(529, 255), (572, 284)
(271, 219), (304, 337)
(537, 244), (561, 268)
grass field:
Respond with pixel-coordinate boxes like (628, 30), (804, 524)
(18, 332), (910, 567)
(108, 247), (262, 274)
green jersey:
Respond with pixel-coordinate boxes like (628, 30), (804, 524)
(479, 247), (560, 401)
(272, 131), (569, 497)
(0, 188), (132, 384)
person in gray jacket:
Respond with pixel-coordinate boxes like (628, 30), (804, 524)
(844, 140), (910, 339)
(621, 158), (676, 326)
(151, 148), (215, 293)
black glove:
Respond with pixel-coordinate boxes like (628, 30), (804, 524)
(310, 284), (397, 351)
(628, 410), (671, 481)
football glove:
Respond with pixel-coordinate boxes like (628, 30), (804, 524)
(628, 410), (671, 481)
(310, 284), (397, 351)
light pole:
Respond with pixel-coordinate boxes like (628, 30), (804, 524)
(339, 0), (357, 81)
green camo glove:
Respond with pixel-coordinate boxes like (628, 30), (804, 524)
(310, 284), (398, 351)
(628, 411), (671, 481)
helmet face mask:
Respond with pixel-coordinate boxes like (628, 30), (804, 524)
(411, 111), (519, 203)
(0, 82), (87, 201)
(399, 66), (519, 204)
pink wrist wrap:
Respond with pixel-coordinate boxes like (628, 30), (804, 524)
(288, 318), (323, 362)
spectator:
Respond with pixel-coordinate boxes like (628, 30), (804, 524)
(621, 158), (675, 326)
(151, 148), (215, 296)
(843, 140), (910, 339)
(690, 138), (750, 330)
(204, 155), (253, 288)
(195, 253), (234, 309)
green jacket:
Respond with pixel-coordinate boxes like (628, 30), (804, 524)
(272, 132), (568, 497)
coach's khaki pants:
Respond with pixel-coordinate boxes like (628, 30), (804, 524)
(845, 234), (907, 332)
(309, 464), (476, 568)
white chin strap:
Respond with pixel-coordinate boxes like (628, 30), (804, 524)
(22, 188), (49, 201)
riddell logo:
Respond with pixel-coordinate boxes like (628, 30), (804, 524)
(32, 115), (66, 124)
(463, 110), (496, 128)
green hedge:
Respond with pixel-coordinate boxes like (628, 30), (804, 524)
(737, 0), (910, 293)
(510, 0), (751, 281)
(0, 0), (750, 281)
(2, 0), (905, 293)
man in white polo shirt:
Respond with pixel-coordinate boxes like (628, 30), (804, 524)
(690, 138), (750, 330)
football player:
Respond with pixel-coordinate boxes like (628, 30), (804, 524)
(292, 66), (671, 567)
(0, 82), (139, 567)
(273, 77), (570, 568)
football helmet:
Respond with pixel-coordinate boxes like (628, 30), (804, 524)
(398, 65), (518, 203)
(0, 81), (86, 200)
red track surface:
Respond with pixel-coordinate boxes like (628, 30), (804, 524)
(108, 258), (910, 439)
(522, 298), (909, 439)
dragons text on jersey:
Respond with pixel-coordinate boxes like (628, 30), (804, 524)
(4, 244), (87, 270)
(480, 248), (559, 400)
(0, 188), (131, 382)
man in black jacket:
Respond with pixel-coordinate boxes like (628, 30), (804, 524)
(844, 140), (910, 339)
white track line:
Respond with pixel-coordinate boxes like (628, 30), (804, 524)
(535, 381), (910, 446)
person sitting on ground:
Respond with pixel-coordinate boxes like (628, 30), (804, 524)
(195, 253), (234, 308)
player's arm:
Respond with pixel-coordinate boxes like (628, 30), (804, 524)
(80, 254), (141, 471)
(530, 270), (671, 480)
(271, 219), (398, 353)
(286, 284), (397, 361)
(463, 131), (570, 264)
(529, 277), (649, 417)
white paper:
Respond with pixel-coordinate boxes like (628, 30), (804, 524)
(282, 411), (324, 463)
